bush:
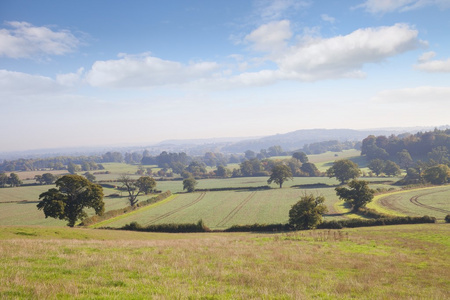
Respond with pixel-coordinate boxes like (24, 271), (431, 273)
(445, 214), (450, 223)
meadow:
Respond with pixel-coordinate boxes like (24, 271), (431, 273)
(0, 224), (448, 299)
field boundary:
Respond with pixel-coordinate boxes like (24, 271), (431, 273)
(89, 194), (178, 228)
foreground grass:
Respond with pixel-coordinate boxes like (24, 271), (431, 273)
(0, 224), (448, 299)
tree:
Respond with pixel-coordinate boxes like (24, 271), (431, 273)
(118, 175), (156, 207)
(397, 149), (413, 169)
(67, 162), (80, 174)
(0, 173), (8, 187)
(368, 159), (385, 176)
(42, 173), (56, 185)
(335, 179), (375, 211)
(289, 194), (328, 230)
(183, 177), (197, 192)
(35, 174), (44, 185)
(37, 175), (104, 227)
(84, 172), (96, 183)
(423, 164), (450, 185)
(300, 162), (320, 177)
(215, 165), (229, 177)
(326, 159), (361, 184)
(383, 160), (401, 177)
(7, 173), (22, 187)
(292, 152), (308, 163)
(267, 164), (292, 188)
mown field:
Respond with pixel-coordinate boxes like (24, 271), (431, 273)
(0, 224), (448, 299)
(368, 185), (450, 221)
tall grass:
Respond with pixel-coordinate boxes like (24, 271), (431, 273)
(0, 224), (448, 299)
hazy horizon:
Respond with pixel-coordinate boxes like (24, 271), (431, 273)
(1, 1), (450, 152)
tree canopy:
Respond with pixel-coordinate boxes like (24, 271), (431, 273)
(37, 175), (104, 227)
(289, 194), (328, 230)
(118, 175), (156, 207)
(267, 164), (292, 188)
(335, 179), (375, 211)
(326, 159), (361, 184)
(183, 177), (197, 192)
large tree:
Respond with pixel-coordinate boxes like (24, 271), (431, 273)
(423, 164), (450, 185)
(118, 175), (156, 207)
(7, 173), (22, 187)
(335, 179), (375, 211)
(383, 160), (401, 177)
(183, 176), (198, 192)
(326, 159), (361, 184)
(37, 175), (104, 227)
(368, 159), (385, 176)
(292, 152), (308, 163)
(289, 194), (328, 230)
(267, 164), (292, 188)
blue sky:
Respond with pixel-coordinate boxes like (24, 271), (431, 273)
(1, 0), (450, 152)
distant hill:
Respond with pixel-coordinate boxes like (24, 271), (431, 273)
(219, 127), (449, 153)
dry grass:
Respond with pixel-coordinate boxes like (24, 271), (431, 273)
(0, 224), (449, 299)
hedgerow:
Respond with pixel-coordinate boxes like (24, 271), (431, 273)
(80, 191), (172, 226)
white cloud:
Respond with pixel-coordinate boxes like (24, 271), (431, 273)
(372, 86), (450, 103)
(276, 23), (422, 81)
(85, 53), (220, 88)
(321, 14), (336, 24)
(415, 58), (450, 72)
(0, 69), (65, 98)
(418, 51), (436, 62)
(255, 0), (311, 22)
(56, 68), (84, 87)
(245, 20), (292, 53)
(0, 21), (80, 58)
(357, 0), (450, 14)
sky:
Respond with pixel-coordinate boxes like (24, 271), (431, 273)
(1, 0), (450, 152)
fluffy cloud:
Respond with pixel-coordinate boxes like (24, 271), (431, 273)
(0, 69), (65, 97)
(85, 53), (219, 88)
(415, 52), (450, 72)
(372, 86), (450, 103)
(357, 0), (450, 14)
(276, 23), (421, 81)
(0, 21), (80, 58)
(245, 20), (292, 52)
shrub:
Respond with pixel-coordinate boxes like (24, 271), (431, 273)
(445, 214), (450, 223)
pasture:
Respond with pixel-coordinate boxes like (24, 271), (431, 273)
(0, 224), (448, 299)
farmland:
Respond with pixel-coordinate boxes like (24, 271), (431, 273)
(368, 185), (450, 221)
(0, 224), (448, 299)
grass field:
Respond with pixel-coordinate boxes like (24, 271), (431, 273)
(0, 175), (412, 228)
(0, 224), (448, 299)
(368, 185), (450, 221)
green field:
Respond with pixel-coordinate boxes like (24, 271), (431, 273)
(368, 185), (450, 221)
(0, 224), (448, 299)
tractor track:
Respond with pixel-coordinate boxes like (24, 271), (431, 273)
(216, 191), (257, 227)
(144, 192), (206, 225)
(409, 194), (450, 214)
